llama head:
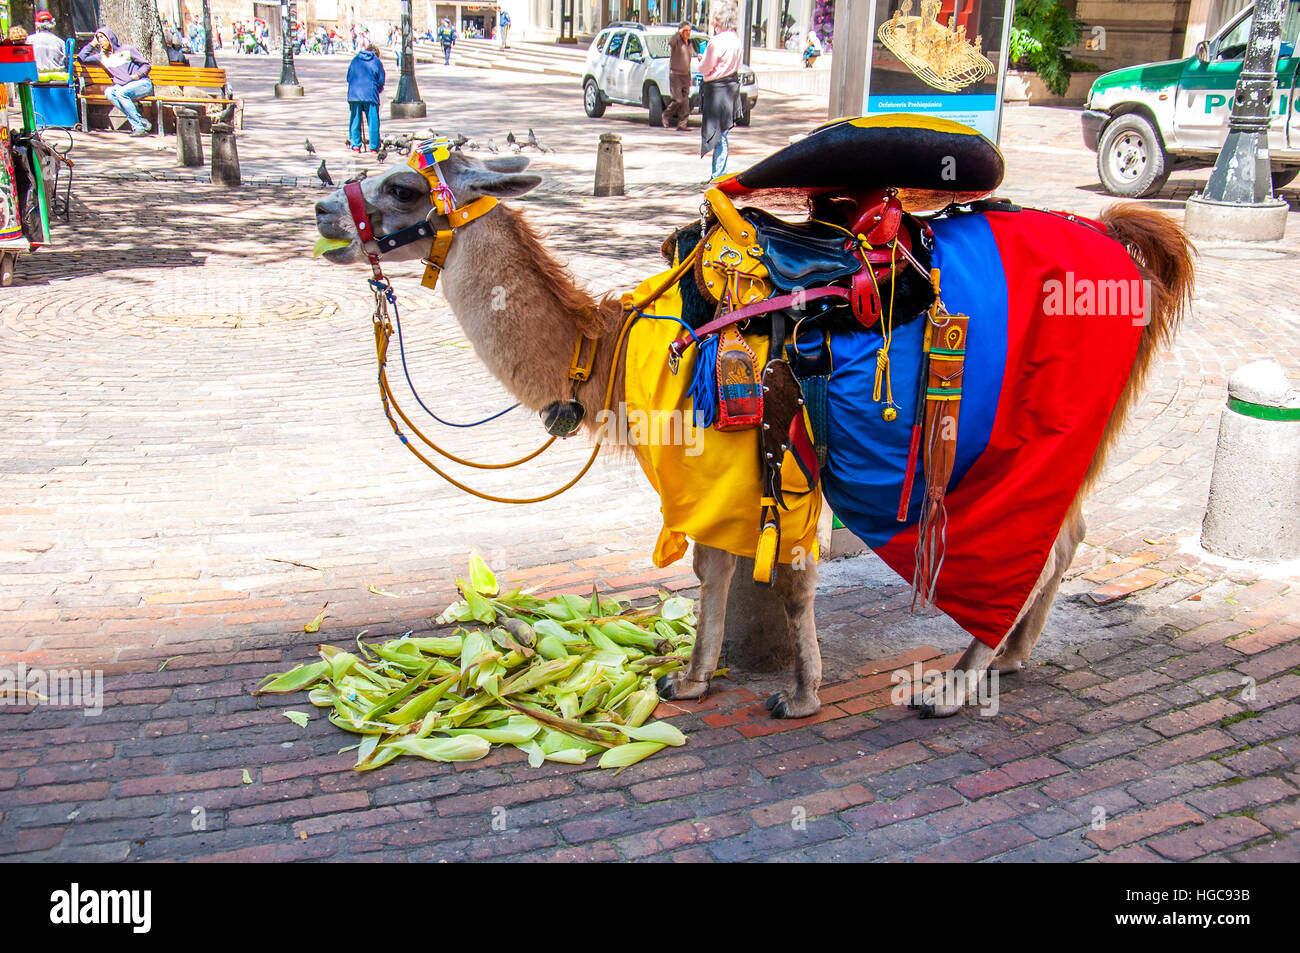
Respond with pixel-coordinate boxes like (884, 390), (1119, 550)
(313, 150), (541, 265)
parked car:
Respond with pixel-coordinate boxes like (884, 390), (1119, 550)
(1083, 0), (1300, 196)
(582, 22), (759, 127)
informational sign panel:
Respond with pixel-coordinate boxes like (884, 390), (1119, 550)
(862, 0), (1014, 142)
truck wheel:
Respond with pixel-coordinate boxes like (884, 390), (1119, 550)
(1272, 166), (1300, 191)
(1097, 113), (1170, 198)
(647, 86), (664, 127)
(584, 79), (606, 118)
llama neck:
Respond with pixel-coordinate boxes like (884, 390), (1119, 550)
(439, 205), (620, 421)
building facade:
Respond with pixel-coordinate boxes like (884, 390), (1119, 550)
(155, 0), (1262, 63)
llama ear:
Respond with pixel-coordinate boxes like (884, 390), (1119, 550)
(463, 169), (543, 199)
(482, 156), (531, 173)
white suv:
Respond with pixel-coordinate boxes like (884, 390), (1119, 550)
(583, 22), (758, 127)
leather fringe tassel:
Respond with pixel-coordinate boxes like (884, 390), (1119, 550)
(912, 486), (948, 610)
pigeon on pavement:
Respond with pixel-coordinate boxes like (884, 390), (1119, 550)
(317, 160), (334, 186)
(305, 137), (316, 155)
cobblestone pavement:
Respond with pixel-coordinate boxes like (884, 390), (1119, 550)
(1, 55), (1298, 862)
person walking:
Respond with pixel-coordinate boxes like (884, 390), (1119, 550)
(346, 42), (385, 154)
(437, 18), (456, 65)
(661, 20), (692, 131)
(697, 0), (743, 179)
(499, 10), (510, 49)
(77, 27), (154, 137)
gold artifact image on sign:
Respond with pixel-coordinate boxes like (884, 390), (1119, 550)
(878, 0), (995, 92)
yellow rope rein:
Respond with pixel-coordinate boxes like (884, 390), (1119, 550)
(372, 249), (699, 504)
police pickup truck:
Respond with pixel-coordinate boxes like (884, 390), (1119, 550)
(1083, 1), (1300, 196)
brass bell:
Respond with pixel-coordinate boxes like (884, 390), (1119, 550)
(882, 406), (898, 422)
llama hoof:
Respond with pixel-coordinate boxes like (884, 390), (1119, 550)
(766, 690), (820, 719)
(656, 672), (707, 701)
(917, 702), (961, 719)
(991, 657), (1026, 674)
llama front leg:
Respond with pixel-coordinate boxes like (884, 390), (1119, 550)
(657, 544), (736, 701)
(766, 558), (821, 718)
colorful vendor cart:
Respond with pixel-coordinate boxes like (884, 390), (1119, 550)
(0, 1), (58, 285)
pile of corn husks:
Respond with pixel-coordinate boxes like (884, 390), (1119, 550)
(253, 555), (697, 772)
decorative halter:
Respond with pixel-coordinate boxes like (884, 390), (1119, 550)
(342, 137), (499, 289)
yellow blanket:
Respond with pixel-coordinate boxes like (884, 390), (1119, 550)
(621, 268), (822, 571)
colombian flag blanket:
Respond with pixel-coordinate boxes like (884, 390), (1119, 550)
(624, 206), (1146, 649)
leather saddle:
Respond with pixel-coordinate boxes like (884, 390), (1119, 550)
(739, 189), (918, 328)
(741, 208), (860, 289)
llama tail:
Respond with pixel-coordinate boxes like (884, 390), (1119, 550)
(1080, 204), (1197, 493)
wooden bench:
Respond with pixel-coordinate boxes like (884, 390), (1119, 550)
(74, 63), (242, 136)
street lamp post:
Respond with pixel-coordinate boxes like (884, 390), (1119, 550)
(275, 1), (304, 97)
(391, 0), (427, 118)
(1185, 0), (1289, 241)
(200, 0), (217, 69)
(742, 0), (753, 65)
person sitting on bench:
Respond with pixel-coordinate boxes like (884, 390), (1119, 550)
(77, 27), (153, 137)
(31, 11), (68, 81)
(165, 29), (190, 66)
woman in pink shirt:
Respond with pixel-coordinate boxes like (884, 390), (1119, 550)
(698, 0), (744, 179)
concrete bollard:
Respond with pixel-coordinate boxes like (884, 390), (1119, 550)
(594, 133), (624, 197)
(1201, 360), (1300, 561)
(175, 107), (204, 167)
(210, 122), (241, 188)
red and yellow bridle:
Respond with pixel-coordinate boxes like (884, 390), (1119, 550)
(343, 136), (499, 290)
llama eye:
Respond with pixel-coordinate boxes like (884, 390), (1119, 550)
(389, 185), (419, 203)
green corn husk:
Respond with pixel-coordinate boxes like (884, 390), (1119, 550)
(599, 620), (660, 652)
(604, 670), (641, 711)
(444, 715), (540, 745)
(384, 673), (459, 724)
(253, 660), (329, 695)
(406, 635), (464, 657)
(466, 551), (499, 597)
(598, 741), (669, 772)
(577, 681), (610, 716)
(384, 735), (492, 762)
(534, 634), (570, 661)
(619, 690), (660, 728)
(252, 555), (697, 772)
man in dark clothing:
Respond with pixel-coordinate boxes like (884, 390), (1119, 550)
(77, 27), (153, 136)
(346, 44), (385, 153)
(437, 19), (456, 65)
(662, 21), (693, 131)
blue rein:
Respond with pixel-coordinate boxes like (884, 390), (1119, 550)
(370, 278), (519, 429)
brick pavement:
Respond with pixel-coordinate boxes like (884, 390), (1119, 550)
(0, 56), (1297, 862)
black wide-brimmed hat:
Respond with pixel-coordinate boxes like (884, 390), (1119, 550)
(714, 114), (1004, 211)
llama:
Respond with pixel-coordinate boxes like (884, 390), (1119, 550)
(314, 149), (1194, 719)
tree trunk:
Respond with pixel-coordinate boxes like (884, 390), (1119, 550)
(96, 0), (167, 64)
